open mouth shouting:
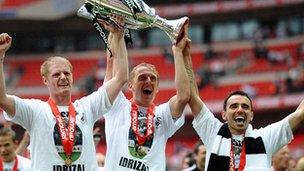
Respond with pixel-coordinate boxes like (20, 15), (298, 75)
(142, 87), (153, 95)
(234, 116), (246, 125)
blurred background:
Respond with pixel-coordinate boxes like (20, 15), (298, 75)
(1, 0), (304, 170)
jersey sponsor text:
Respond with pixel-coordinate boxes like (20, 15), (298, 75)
(119, 157), (149, 171)
(52, 164), (85, 171)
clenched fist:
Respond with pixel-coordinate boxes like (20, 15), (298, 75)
(0, 33), (12, 58)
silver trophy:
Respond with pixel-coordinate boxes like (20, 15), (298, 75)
(77, 0), (188, 44)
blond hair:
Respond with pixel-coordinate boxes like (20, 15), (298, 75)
(129, 63), (159, 83)
(40, 56), (72, 77)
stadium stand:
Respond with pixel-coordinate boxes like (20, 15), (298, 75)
(1, 0), (40, 7)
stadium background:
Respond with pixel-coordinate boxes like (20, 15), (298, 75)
(0, 0), (304, 170)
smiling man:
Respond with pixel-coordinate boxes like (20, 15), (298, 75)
(0, 127), (31, 171)
(183, 48), (304, 170)
(0, 17), (128, 171)
(102, 22), (190, 170)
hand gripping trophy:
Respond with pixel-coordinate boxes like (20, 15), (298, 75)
(77, 0), (189, 46)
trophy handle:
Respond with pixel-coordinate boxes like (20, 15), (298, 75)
(154, 16), (189, 45)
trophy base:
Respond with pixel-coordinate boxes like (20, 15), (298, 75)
(175, 17), (189, 45)
(158, 16), (189, 45)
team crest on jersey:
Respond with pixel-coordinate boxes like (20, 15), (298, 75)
(128, 127), (153, 159)
(53, 112), (83, 163)
(155, 116), (161, 128)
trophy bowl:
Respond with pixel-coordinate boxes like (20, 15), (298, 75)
(77, 0), (189, 44)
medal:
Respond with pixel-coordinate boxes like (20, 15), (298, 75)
(130, 100), (155, 145)
(48, 98), (76, 166)
(229, 139), (246, 171)
(65, 156), (72, 166)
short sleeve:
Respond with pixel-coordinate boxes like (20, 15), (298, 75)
(258, 117), (293, 155)
(157, 102), (185, 138)
(192, 104), (222, 148)
(77, 86), (112, 122)
(3, 95), (40, 131)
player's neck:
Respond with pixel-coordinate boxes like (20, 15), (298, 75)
(51, 94), (71, 106)
(229, 127), (245, 136)
(133, 99), (153, 108)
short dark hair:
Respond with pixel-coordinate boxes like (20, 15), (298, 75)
(184, 151), (196, 167)
(193, 140), (204, 155)
(223, 90), (253, 111)
(0, 127), (16, 141)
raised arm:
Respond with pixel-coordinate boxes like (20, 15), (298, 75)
(181, 35), (204, 118)
(98, 16), (129, 104)
(103, 32), (114, 83)
(169, 22), (191, 118)
(287, 99), (304, 132)
(0, 33), (15, 116)
(15, 131), (30, 156)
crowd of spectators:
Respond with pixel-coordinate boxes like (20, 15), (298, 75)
(193, 24), (304, 98)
